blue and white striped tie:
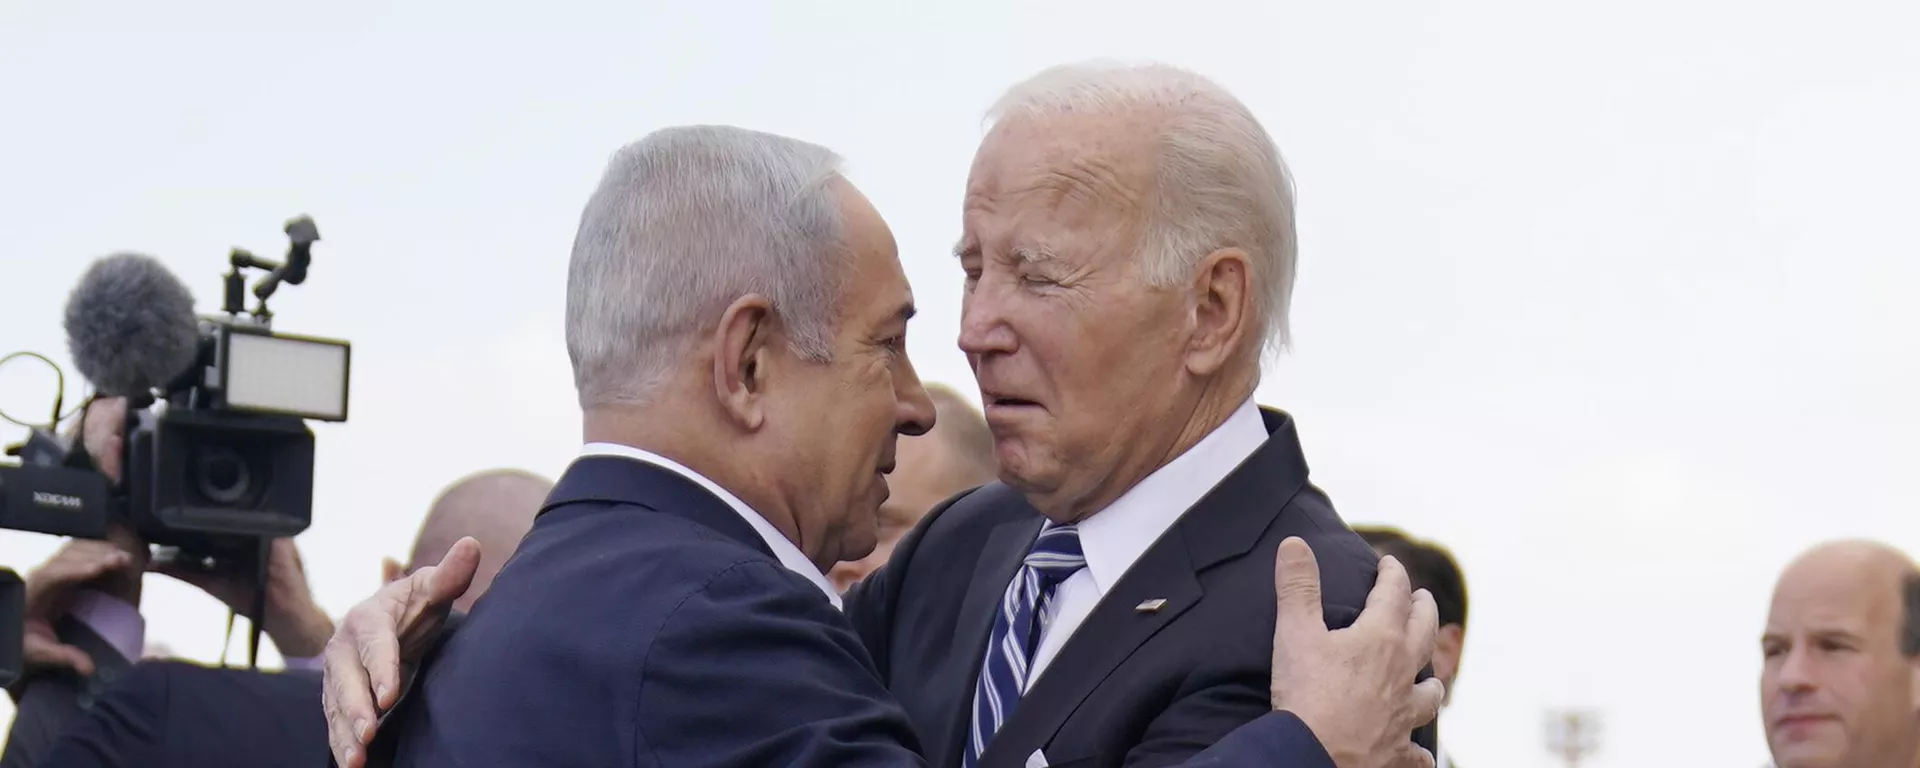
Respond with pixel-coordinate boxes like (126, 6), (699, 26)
(965, 523), (1087, 767)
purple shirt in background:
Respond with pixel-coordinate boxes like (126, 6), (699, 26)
(68, 588), (324, 672)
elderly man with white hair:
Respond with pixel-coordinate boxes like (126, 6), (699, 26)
(838, 60), (1438, 768)
(323, 62), (1442, 768)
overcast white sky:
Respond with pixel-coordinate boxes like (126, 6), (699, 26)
(4, 0), (1918, 764)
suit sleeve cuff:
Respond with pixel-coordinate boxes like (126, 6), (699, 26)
(282, 655), (324, 673)
(1194, 710), (1335, 768)
(66, 589), (145, 663)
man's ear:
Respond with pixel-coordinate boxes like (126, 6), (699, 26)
(381, 556), (405, 584)
(713, 294), (778, 430)
(1185, 247), (1253, 377)
(1435, 623), (1465, 704)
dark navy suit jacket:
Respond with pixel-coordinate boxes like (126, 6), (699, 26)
(377, 455), (1343, 768)
(1, 613), (326, 768)
(845, 408), (1430, 768)
(34, 661), (326, 768)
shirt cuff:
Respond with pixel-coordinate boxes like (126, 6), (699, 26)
(283, 655), (324, 673)
(67, 589), (145, 664)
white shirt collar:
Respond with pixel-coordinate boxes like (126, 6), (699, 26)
(1074, 396), (1267, 594)
(579, 442), (842, 610)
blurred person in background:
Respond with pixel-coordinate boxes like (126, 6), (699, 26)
(0, 393), (549, 767)
(828, 383), (997, 593)
(1355, 527), (1468, 768)
(1760, 539), (1920, 768)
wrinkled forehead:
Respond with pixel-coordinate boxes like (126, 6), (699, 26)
(963, 112), (1157, 236)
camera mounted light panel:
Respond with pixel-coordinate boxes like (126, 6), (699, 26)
(212, 324), (350, 422)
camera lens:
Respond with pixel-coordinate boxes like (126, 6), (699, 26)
(194, 446), (252, 505)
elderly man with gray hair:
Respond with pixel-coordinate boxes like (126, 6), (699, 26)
(324, 62), (1442, 768)
(839, 60), (1439, 768)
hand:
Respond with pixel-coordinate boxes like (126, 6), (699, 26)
(152, 538), (335, 658)
(21, 539), (142, 675)
(74, 396), (128, 485)
(1270, 537), (1445, 768)
(323, 537), (480, 768)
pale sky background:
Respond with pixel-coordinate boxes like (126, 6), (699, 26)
(3, 0), (1918, 764)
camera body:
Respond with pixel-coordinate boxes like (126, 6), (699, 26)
(124, 316), (349, 559)
(0, 216), (350, 561)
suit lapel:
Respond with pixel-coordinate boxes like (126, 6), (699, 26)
(942, 514), (1044, 766)
(975, 528), (1203, 767)
(974, 407), (1312, 766)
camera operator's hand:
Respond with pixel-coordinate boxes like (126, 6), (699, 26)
(21, 537), (145, 675)
(152, 538), (335, 658)
(323, 537), (479, 768)
(75, 396), (128, 485)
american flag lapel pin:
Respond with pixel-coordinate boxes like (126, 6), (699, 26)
(1134, 598), (1167, 613)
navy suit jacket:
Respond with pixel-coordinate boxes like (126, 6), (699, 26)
(845, 407), (1431, 768)
(34, 661), (326, 768)
(375, 455), (1341, 768)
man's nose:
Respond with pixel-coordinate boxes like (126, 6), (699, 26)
(957, 282), (1016, 357)
(895, 356), (935, 437)
(1777, 647), (1818, 691)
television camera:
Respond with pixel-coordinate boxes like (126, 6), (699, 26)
(0, 216), (351, 680)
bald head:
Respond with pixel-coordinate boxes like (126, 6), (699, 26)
(1776, 540), (1920, 653)
(1762, 539), (1920, 768)
(397, 469), (553, 612)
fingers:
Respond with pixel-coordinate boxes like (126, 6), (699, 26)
(1354, 554), (1413, 634)
(1273, 537), (1325, 644)
(324, 622), (378, 768)
(52, 642), (97, 677)
(24, 635), (96, 676)
(357, 601), (405, 711)
(1404, 588), (1439, 670)
(27, 542), (133, 606)
(1408, 677), (1446, 729)
(424, 537), (482, 606)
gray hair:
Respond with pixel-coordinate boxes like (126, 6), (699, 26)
(565, 125), (848, 408)
(986, 61), (1298, 356)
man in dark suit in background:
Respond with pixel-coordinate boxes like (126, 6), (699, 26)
(324, 124), (1442, 768)
(1356, 528), (1469, 768)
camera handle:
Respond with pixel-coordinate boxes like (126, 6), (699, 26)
(246, 535), (269, 670)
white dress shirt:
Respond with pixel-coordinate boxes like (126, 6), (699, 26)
(1436, 748), (1450, 768)
(1022, 395), (1267, 690)
(581, 442), (842, 610)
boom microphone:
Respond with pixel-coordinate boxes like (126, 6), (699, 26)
(62, 253), (201, 398)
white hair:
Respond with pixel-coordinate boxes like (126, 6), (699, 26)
(566, 125), (848, 408)
(986, 61), (1298, 356)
